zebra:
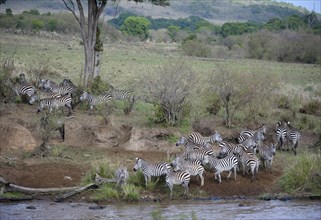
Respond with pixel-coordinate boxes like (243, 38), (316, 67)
(165, 169), (190, 199)
(205, 154), (238, 183)
(233, 145), (260, 181)
(105, 84), (135, 114)
(237, 124), (266, 144)
(187, 131), (223, 148)
(275, 121), (288, 151)
(39, 78), (74, 95)
(133, 157), (170, 188)
(175, 136), (199, 151)
(171, 155), (205, 186)
(285, 122), (301, 155)
(106, 84), (134, 102)
(38, 79), (58, 92)
(182, 149), (212, 164)
(4, 78), (36, 98)
(219, 138), (256, 157)
(79, 91), (112, 111)
(257, 142), (276, 173)
(37, 94), (73, 116)
(29, 90), (61, 105)
(114, 166), (129, 188)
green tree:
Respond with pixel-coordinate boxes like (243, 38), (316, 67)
(120, 16), (151, 40)
(167, 25), (179, 42)
(5, 8), (12, 16)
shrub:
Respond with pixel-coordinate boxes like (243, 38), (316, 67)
(182, 39), (211, 57)
(300, 99), (321, 116)
(206, 93), (221, 115)
(91, 76), (112, 95)
(139, 61), (195, 126)
(122, 184), (140, 201)
(278, 153), (321, 195)
(31, 19), (44, 30)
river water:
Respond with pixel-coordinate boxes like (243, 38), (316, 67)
(1, 199), (320, 220)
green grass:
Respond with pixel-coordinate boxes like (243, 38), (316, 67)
(278, 152), (321, 195)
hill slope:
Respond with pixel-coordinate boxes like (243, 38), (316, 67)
(0, 0), (311, 24)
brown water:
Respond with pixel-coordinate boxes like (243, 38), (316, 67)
(1, 199), (320, 220)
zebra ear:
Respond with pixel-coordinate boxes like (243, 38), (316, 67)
(135, 157), (139, 160)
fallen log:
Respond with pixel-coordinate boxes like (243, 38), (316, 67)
(0, 174), (116, 202)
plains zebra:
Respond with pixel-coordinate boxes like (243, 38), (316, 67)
(257, 143), (276, 173)
(205, 154), (238, 183)
(133, 157), (170, 188)
(175, 136), (199, 151)
(233, 145), (260, 181)
(114, 166), (129, 188)
(165, 169), (190, 199)
(29, 90), (61, 105)
(188, 131), (223, 148)
(237, 124), (266, 143)
(275, 121), (287, 151)
(183, 149), (212, 164)
(219, 138), (256, 157)
(106, 84), (134, 102)
(285, 122), (301, 155)
(5, 78), (36, 98)
(37, 95), (73, 116)
(79, 91), (112, 111)
(38, 79), (58, 91)
(171, 155), (205, 186)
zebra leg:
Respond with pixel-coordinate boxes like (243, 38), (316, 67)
(182, 181), (189, 196)
(199, 174), (204, 186)
(233, 166), (237, 181)
(227, 170), (232, 180)
(214, 171), (221, 183)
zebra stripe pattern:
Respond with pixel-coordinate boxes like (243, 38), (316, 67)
(133, 157), (170, 188)
(114, 166), (129, 188)
(237, 124), (266, 143)
(234, 145), (260, 181)
(205, 154), (238, 183)
(275, 121), (287, 151)
(285, 122), (301, 155)
(165, 170), (190, 199)
(171, 155), (205, 186)
(257, 143), (276, 173)
(188, 131), (223, 148)
(79, 91), (112, 111)
(29, 91), (61, 105)
(37, 95), (73, 116)
(106, 84), (134, 102)
(182, 149), (212, 164)
(175, 136), (199, 151)
(5, 78), (36, 98)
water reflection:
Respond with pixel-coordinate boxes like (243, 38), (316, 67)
(1, 199), (320, 220)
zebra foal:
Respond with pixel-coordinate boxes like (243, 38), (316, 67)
(165, 170), (190, 199)
(257, 142), (276, 173)
(114, 166), (129, 188)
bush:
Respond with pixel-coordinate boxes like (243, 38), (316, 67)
(139, 61), (196, 126)
(122, 184), (140, 201)
(278, 153), (321, 195)
(182, 39), (212, 57)
(206, 93), (221, 115)
(31, 19), (44, 30)
(91, 76), (112, 95)
(300, 99), (321, 116)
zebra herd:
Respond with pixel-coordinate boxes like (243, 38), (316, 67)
(130, 124), (301, 198)
(3, 75), (135, 116)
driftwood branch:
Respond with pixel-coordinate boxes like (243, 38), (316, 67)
(0, 174), (117, 202)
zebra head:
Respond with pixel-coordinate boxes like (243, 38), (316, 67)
(202, 155), (209, 165)
(211, 131), (223, 143)
(38, 79), (46, 89)
(175, 136), (187, 146)
(133, 157), (142, 171)
(270, 143), (276, 156)
(29, 95), (38, 105)
(80, 91), (89, 101)
(171, 155), (181, 167)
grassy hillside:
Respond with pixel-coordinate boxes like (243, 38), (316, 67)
(0, 0), (313, 24)
(1, 29), (320, 126)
